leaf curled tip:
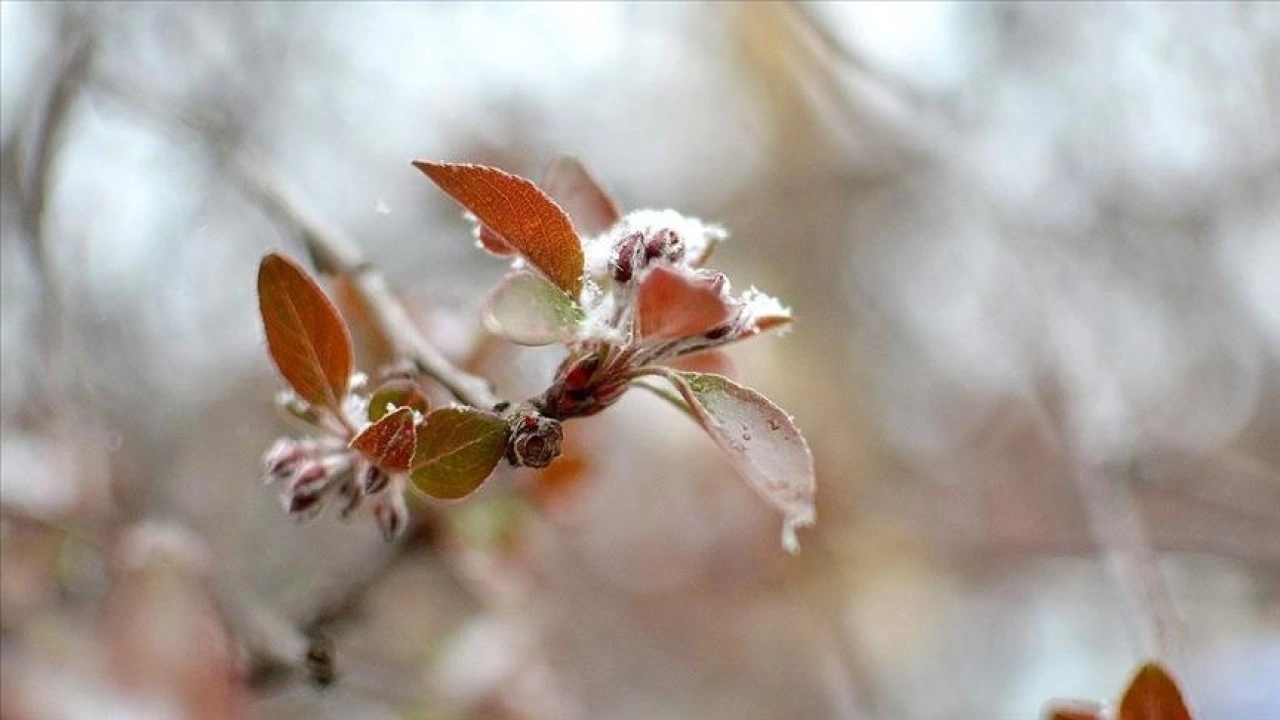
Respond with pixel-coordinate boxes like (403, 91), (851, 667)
(412, 160), (584, 296)
(257, 252), (353, 411)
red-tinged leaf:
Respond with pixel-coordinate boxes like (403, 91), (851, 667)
(367, 379), (430, 422)
(663, 370), (815, 553)
(637, 266), (735, 341)
(410, 407), (509, 500)
(481, 270), (584, 346)
(257, 253), (353, 410)
(667, 350), (737, 378)
(475, 221), (517, 256)
(350, 407), (417, 473)
(413, 161), (584, 295)
(1118, 663), (1193, 720)
(540, 155), (621, 236)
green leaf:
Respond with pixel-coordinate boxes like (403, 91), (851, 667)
(481, 270), (584, 346)
(350, 407), (418, 473)
(410, 407), (509, 500)
(367, 379), (430, 422)
(1118, 662), (1193, 720)
(413, 161), (585, 296)
(663, 370), (815, 554)
(257, 253), (353, 411)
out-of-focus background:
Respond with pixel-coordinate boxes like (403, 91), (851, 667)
(2, 2), (1278, 718)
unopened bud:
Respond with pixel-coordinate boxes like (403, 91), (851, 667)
(643, 227), (685, 264)
(361, 464), (390, 495)
(372, 492), (408, 543)
(263, 438), (306, 481)
(505, 407), (563, 469)
(608, 232), (644, 283)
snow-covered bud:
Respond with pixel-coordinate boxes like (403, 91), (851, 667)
(505, 406), (563, 469)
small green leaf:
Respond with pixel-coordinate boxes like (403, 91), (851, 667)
(350, 407), (417, 473)
(367, 379), (430, 422)
(410, 407), (509, 500)
(481, 271), (584, 346)
(1118, 662), (1193, 720)
(257, 253), (353, 411)
(663, 370), (815, 554)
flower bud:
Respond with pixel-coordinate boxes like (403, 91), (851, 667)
(643, 227), (684, 264)
(608, 232), (644, 283)
(263, 437), (307, 481)
(372, 491), (408, 542)
(505, 407), (563, 469)
(361, 464), (390, 495)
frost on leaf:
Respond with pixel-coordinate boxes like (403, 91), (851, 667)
(540, 155), (621, 237)
(257, 253), (353, 411)
(350, 407), (417, 473)
(413, 161), (585, 296)
(1118, 662), (1193, 720)
(410, 407), (510, 500)
(663, 370), (815, 553)
(481, 270), (584, 346)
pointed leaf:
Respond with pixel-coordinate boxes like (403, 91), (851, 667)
(410, 407), (509, 500)
(1118, 663), (1193, 720)
(413, 161), (584, 295)
(257, 253), (353, 410)
(367, 379), (430, 422)
(664, 370), (815, 553)
(482, 270), (584, 346)
(350, 407), (417, 472)
(540, 156), (621, 236)
(637, 266), (735, 341)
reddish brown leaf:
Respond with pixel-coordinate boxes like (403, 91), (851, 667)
(350, 407), (417, 472)
(413, 161), (584, 295)
(410, 407), (510, 500)
(1118, 663), (1193, 720)
(257, 253), (353, 411)
(663, 370), (815, 553)
(637, 265), (735, 341)
(367, 379), (430, 422)
(540, 155), (621, 236)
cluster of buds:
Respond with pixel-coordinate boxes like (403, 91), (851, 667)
(261, 383), (410, 542)
(529, 209), (791, 420)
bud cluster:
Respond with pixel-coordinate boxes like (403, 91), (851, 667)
(262, 386), (409, 542)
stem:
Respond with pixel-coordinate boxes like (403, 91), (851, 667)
(228, 155), (502, 411)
